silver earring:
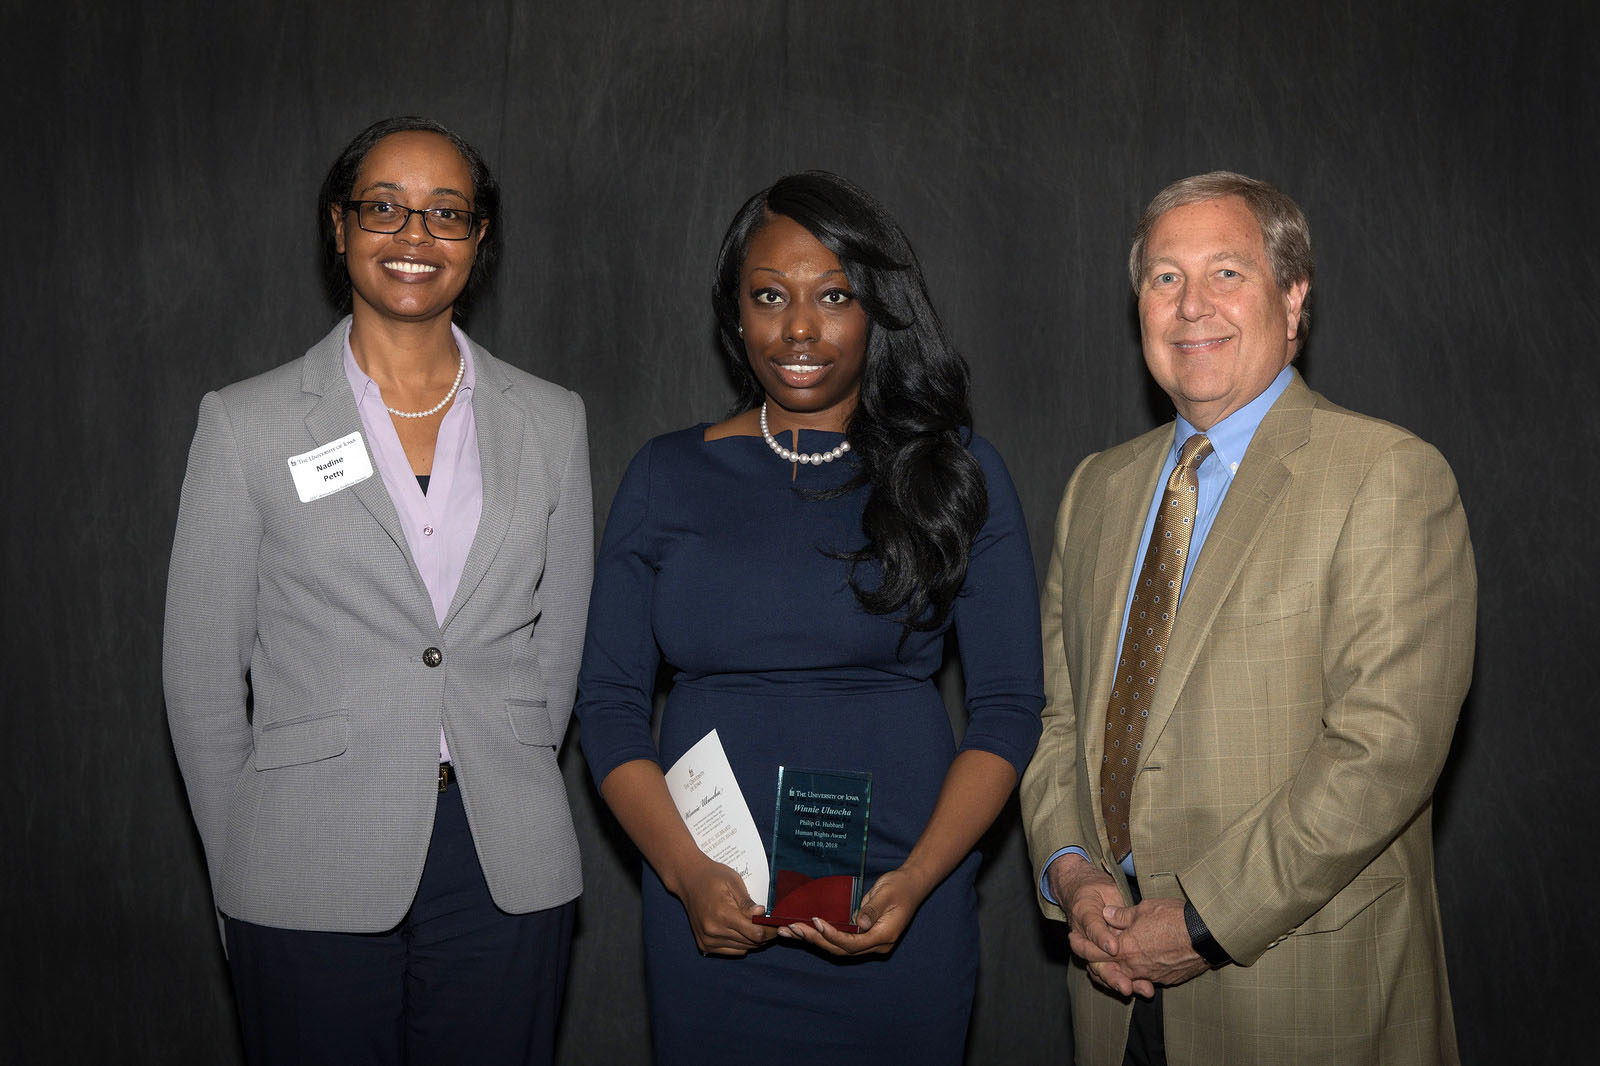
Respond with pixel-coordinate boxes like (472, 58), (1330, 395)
(737, 325), (744, 336)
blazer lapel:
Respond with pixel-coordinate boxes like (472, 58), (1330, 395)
(442, 342), (532, 630)
(299, 321), (415, 566)
(1141, 375), (1316, 752)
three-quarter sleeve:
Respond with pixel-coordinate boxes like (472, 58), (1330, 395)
(575, 440), (664, 786)
(952, 438), (1045, 777)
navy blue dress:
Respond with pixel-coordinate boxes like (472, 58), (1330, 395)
(577, 426), (1043, 1065)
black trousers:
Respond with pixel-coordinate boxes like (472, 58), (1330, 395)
(1123, 877), (1166, 1066)
(224, 776), (576, 1066)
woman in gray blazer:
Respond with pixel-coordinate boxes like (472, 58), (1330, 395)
(163, 117), (591, 1065)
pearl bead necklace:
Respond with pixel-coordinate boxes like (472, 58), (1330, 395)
(760, 401), (852, 465)
(386, 352), (465, 419)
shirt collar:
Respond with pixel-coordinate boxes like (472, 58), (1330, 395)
(341, 321), (476, 404)
(1172, 365), (1294, 475)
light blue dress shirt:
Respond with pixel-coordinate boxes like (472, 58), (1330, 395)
(1041, 367), (1295, 901)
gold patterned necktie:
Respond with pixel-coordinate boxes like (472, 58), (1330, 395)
(1100, 433), (1213, 862)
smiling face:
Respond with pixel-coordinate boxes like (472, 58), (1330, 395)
(738, 214), (869, 432)
(331, 131), (484, 327)
(1138, 196), (1309, 429)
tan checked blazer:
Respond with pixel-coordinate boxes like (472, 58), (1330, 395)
(1021, 373), (1475, 1065)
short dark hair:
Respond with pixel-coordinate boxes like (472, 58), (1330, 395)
(316, 116), (501, 321)
(711, 171), (986, 640)
(1129, 171), (1314, 340)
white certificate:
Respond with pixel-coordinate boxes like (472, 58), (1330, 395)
(664, 729), (769, 906)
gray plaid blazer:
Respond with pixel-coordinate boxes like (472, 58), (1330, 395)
(164, 319), (591, 931)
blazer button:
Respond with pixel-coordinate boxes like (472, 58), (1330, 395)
(423, 647), (443, 668)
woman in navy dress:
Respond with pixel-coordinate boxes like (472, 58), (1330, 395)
(576, 172), (1043, 1064)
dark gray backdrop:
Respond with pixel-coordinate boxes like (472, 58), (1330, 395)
(5, 1), (1595, 1062)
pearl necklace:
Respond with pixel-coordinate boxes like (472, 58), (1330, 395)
(760, 401), (852, 465)
(386, 352), (465, 419)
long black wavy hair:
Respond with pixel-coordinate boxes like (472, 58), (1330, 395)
(711, 171), (987, 640)
(317, 116), (501, 323)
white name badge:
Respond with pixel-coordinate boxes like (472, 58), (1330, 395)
(287, 432), (374, 503)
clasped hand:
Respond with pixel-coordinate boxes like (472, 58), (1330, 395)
(1048, 857), (1209, 998)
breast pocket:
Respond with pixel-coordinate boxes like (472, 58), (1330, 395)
(1212, 581), (1315, 631)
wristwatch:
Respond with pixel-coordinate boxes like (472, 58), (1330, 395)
(1183, 899), (1231, 967)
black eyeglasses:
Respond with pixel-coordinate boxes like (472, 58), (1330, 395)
(343, 200), (483, 240)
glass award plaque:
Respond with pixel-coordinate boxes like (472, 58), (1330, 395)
(752, 766), (872, 933)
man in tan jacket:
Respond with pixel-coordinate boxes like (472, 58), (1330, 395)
(1021, 172), (1475, 1065)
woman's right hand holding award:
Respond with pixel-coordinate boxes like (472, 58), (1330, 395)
(667, 853), (775, 958)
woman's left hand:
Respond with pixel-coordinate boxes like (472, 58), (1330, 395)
(785, 751), (1016, 957)
(780, 867), (931, 957)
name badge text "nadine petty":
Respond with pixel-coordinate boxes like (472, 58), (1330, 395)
(288, 432), (374, 503)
